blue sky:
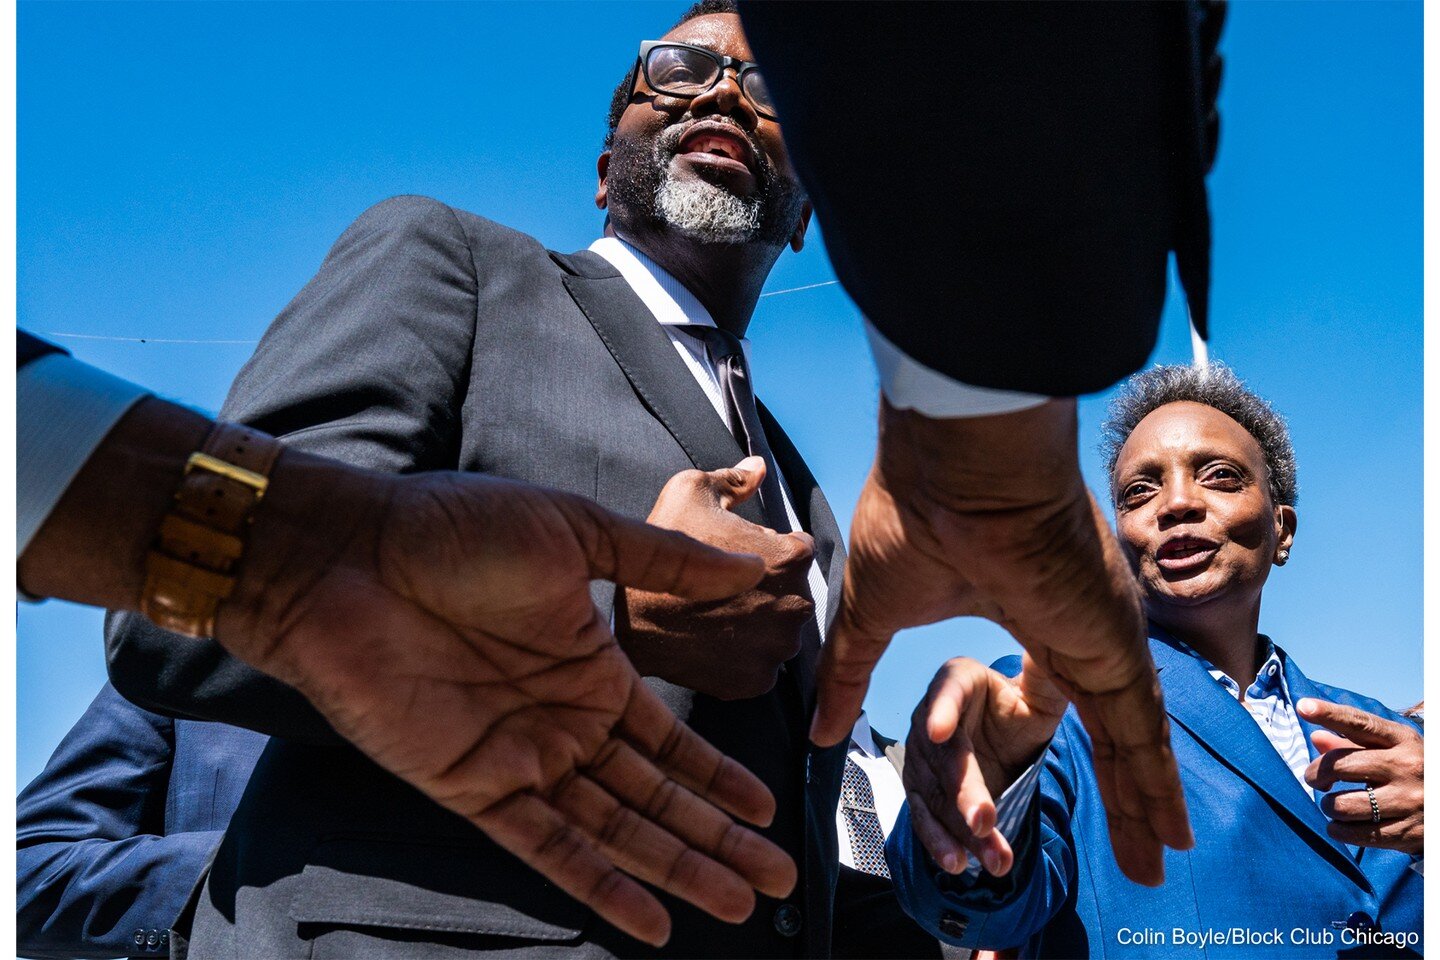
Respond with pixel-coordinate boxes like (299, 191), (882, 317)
(17, 1), (1421, 784)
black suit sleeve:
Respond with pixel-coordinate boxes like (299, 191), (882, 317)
(18, 330), (66, 368)
(740, 1), (1220, 397)
(105, 195), (480, 743)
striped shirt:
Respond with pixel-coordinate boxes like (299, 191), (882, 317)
(1187, 638), (1313, 797)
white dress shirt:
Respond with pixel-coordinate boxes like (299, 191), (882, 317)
(864, 319), (1048, 419)
(18, 351), (150, 556)
(836, 711), (908, 869)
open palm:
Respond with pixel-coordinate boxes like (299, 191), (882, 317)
(221, 470), (795, 947)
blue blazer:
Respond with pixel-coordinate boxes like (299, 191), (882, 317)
(17, 683), (268, 959)
(889, 633), (1424, 958)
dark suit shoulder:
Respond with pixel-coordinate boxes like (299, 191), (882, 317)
(345, 195), (548, 264)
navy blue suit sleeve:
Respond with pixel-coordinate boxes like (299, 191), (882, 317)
(887, 718), (1081, 951)
(17, 685), (220, 960)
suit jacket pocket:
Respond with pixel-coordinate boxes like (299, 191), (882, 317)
(288, 836), (588, 940)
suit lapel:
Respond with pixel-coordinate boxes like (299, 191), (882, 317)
(869, 728), (906, 780)
(552, 250), (763, 527)
(756, 401), (846, 716)
(1149, 636), (1372, 891)
(756, 401), (847, 626)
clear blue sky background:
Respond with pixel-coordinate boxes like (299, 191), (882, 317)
(18, 1), (1421, 786)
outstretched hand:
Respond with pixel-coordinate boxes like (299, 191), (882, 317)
(904, 655), (1068, 878)
(1300, 698), (1423, 855)
(217, 459), (796, 947)
(814, 398), (1191, 886)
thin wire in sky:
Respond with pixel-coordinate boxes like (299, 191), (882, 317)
(38, 280), (845, 345)
(43, 332), (260, 345)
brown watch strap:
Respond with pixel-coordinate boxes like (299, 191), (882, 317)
(141, 422), (281, 637)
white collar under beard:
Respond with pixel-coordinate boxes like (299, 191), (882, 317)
(654, 158), (765, 245)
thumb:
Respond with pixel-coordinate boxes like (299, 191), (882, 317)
(707, 456), (767, 511)
(810, 602), (892, 747)
(1015, 653), (1070, 722)
(584, 501), (765, 600)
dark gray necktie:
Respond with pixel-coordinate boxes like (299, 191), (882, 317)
(841, 756), (891, 878)
(678, 325), (792, 533)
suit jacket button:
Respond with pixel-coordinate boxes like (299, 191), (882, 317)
(1346, 911), (1377, 932)
(145, 929), (161, 949)
(132, 930), (146, 949)
(938, 910), (969, 939)
(773, 903), (802, 937)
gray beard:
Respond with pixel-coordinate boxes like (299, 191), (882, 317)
(606, 122), (804, 248)
(654, 169), (764, 244)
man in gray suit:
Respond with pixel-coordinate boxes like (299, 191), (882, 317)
(106, 2), (891, 956)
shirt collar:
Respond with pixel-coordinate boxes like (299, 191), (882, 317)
(588, 236), (717, 329)
(849, 712), (880, 759)
(1179, 636), (1293, 705)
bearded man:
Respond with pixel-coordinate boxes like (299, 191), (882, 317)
(102, 2), (929, 957)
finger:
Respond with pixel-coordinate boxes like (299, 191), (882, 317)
(945, 726), (1009, 874)
(619, 682), (779, 830)
(1325, 818), (1415, 851)
(587, 737), (796, 900)
(1296, 698), (1403, 748)
(908, 793), (969, 875)
(1319, 784), (1403, 823)
(475, 791), (671, 947)
(711, 456), (767, 511)
(550, 770), (757, 924)
(906, 738), (976, 874)
(973, 828), (1015, 878)
(1015, 654), (1070, 722)
(775, 531), (817, 570)
(585, 505), (765, 600)
(908, 737), (1009, 876)
(922, 659), (983, 744)
(810, 606), (892, 747)
(1077, 698), (1167, 887)
(1306, 744), (1387, 792)
(1310, 729), (1358, 755)
(1074, 670), (1193, 854)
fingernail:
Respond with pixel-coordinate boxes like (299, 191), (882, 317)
(942, 852), (959, 873)
(983, 848), (1003, 875)
(1297, 698), (1315, 714)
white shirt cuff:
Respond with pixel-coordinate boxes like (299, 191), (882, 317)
(863, 318), (1049, 419)
(18, 353), (150, 556)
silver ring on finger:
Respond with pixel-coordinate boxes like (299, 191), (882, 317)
(1365, 783), (1382, 824)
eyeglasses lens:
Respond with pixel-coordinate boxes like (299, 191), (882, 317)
(646, 46), (722, 95)
(740, 71), (774, 116)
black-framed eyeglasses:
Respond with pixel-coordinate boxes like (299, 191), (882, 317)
(634, 40), (778, 121)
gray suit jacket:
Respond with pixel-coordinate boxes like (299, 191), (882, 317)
(105, 197), (850, 959)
